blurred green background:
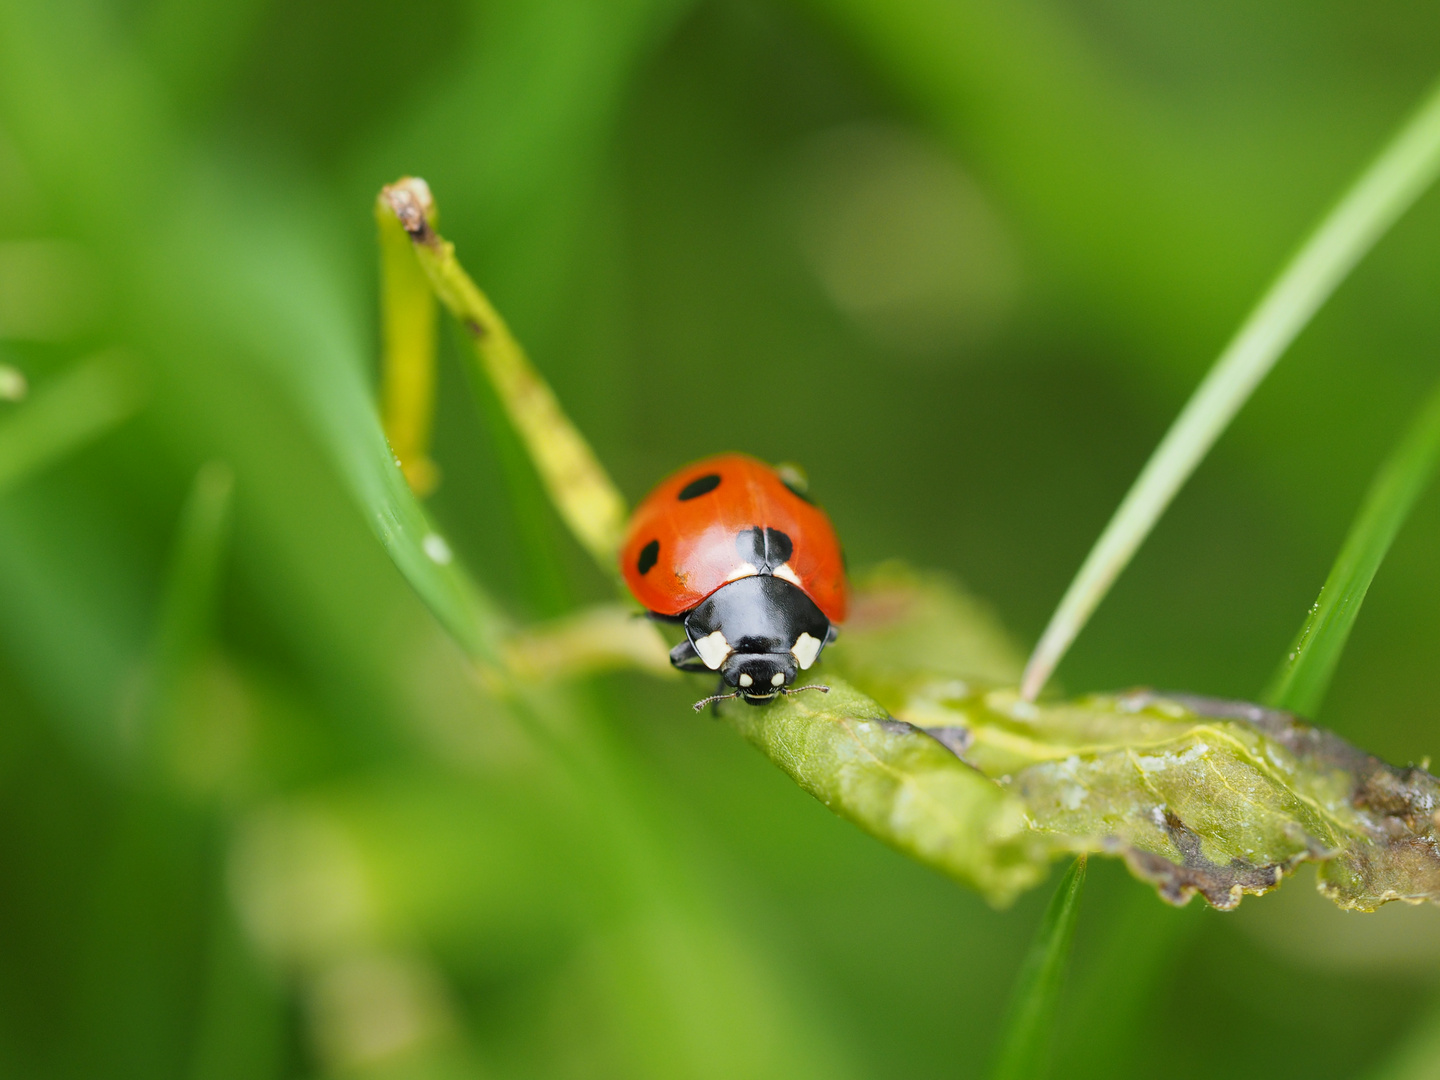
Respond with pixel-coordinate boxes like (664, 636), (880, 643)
(3, 0), (1440, 1077)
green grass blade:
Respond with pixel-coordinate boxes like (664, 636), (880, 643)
(1265, 380), (1440, 717)
(138, 461), (235, 768)
(151, 461), (234, 675)
(220, 208), (509, 667)
(989, 856), (1086, 1080)
(0, 351), (144, 495)
(1020, 76), (1440, 701)
(1363, 997), (1440, 1080)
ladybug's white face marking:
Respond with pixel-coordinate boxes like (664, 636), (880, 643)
(772, 563), (802, 588)
(693, 630), (732, 670)
(738, 673), (754, 687)
(770, 671), (785, 687)
(724, 562), (759, 584)
(792, 631), (822, 670)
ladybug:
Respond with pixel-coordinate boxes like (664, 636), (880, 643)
(620, 453), (848, 707)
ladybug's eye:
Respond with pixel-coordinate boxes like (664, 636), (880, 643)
(637, 539), (660, 574)
(678, 474), (721, 500)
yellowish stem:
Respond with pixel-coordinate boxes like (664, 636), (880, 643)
(375, 187), (440, 496)
(379, 177), (629, 575)
(503, 603), (675, 683)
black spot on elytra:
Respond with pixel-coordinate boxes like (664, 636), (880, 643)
(637, 539), (659, 575)
(736, 527), (792, 571)
(678, 473), (722, 501)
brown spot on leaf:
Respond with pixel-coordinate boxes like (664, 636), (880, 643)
(1133, 690), (1440, 909)
(1123, 810), (1285, 909)
(922, 725), (973, 759)
(1180, 694), (1440, 837)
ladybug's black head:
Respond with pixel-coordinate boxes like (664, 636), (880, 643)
(674, 574), (836, 707)
(721, 651), (798, 704)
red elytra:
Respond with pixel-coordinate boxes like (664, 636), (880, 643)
(620, 453), (848, 623)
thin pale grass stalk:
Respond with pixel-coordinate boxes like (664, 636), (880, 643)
(1021, 77), (1440, 701)
(1265, 379), (1440, 717)
(989, 856), (1086, 1080)
(376, 194), (440, 496)
(379, 177), (629, 576)
(0, 350), (144, 495)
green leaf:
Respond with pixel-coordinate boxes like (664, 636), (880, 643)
(723, 676), (1052, 904)
(201, 194), (510, 669)
(1021, 74), (1440, 700)
(722, 568), (1440, 911)
(989, 857), (1086, 1080)
(1266, 379), (1440, 717)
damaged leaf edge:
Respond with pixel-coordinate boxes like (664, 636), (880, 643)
(725, 679), (1440, 913)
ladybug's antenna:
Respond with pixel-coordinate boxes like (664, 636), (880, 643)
(691, 684), (831, 712)
(692, 690), (742, 712)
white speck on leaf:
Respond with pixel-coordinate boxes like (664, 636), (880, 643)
(422, 534), (452, 565)
(1008, 699), (1039, 722)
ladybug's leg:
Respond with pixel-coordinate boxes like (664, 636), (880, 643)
(669, 638), (711, 673)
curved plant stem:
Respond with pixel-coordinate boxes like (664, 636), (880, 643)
(379, 177), (629, 576)
(1021, 76), (1440, 701)
(989, 856), (1086, 1080)
(1265, 378), (1440, 717)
